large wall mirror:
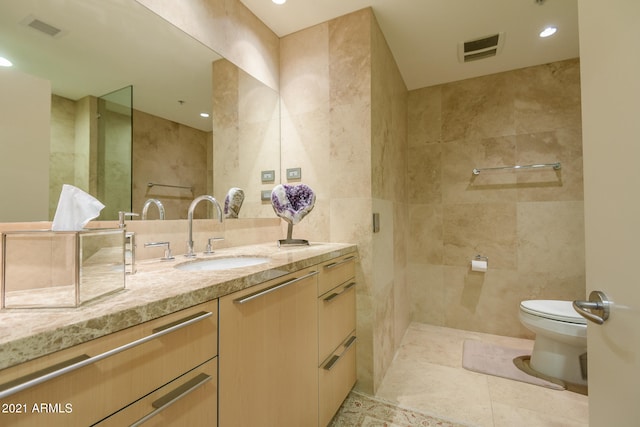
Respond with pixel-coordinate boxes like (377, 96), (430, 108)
(0, 0), (280, 222)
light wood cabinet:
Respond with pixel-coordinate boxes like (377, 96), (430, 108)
(95, 359), (217, 426)
(317, 255), (357, 427)
(0, 301), (218, 427)
(218, 267), (319, 427)
(319, 335), (356, 426)
(0, 250), (357, 427)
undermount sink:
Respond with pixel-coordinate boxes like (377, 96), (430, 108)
(175, 257), (270, 272)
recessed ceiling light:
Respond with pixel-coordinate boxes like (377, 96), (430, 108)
(200, 112), (210, 118)
(272, 0), (286, 4)
(539, 26), (557, 38)
(0, 57), (13, 67)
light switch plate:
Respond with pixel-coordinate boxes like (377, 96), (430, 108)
(286, 167), (301, 180)
(261, 170), (275, 183)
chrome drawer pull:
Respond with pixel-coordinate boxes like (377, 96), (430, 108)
(322, 335), (357, 371)
(234, 271), (318, 304)
(0, 354), (90, 395)
(323, 256), (356, 270)
(323, 355), (340, 371)
(130, 372), (212, 427)
(323, 282), (357, 302)
(0, 310), (213, 399)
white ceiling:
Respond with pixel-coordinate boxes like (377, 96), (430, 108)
(240, 0), (579, 90)
(0, 0), (221, 132)
(0, 0), (580, 132)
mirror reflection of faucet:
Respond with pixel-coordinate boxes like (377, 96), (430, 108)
(186, 195), (224, 258)
(118, 211), (139, 274)
(118, 211), (139, 228)
(141, 198), (165, 220)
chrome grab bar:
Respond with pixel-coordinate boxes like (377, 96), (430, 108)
(0, 311), (213, 399)
(573, 290), (610, 325)
(472, 162), (561, 175)
(147, 182), (193, 192)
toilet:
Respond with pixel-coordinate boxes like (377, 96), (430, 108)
(519, 300), (587, 385)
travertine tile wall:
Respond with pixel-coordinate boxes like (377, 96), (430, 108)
(371, 14), (410, 390)
(280, 8), (409, 394)
(280, 10), (373, 393)
(50, 95), (79, 217)
(132, 110), (210, 220)
(212, 59), (281, 219)
(407, 58), (585, 338)
(136, 0), (279, 91)
(50, 96), (206, 221)
(49, 95), (97, 219)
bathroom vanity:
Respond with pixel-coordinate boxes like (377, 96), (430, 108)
(0, 242), (357, 427)
(219, 253), (356, 426)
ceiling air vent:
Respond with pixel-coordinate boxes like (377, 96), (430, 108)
(458, 32), (505, 63)
(22, 16), (64, 38)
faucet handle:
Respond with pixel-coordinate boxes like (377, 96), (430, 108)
(144, 241), (175, 261)
(204, 237), (225, 255)
(118, 211), (139, 228)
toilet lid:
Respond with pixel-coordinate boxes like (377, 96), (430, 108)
(520, 300), (587, 324)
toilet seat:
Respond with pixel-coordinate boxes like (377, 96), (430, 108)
(520, 300), (586, 325)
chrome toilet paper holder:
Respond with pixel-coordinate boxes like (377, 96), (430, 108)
(471, 254), (489, 272)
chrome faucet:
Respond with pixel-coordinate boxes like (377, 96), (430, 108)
(141, 198), (165, 220)
(186, 195), (223, 258)
(118, 211), (138, 228)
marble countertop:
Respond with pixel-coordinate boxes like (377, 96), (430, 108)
(0, 242), (357, 371)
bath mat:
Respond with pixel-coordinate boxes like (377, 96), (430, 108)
(462, 340), (565, 390)
(513, 355), (588, 396)
(329, 390), (467, 427)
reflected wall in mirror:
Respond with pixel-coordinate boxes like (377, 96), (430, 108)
(0, 0), (280, 222)
(0, 67), (50, 222)
(49, 84), (132, 221)
(98, 86), (133, 220)
(213, 59), (281, 219)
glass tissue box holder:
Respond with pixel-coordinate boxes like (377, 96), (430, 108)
(1, 229), (125, 309)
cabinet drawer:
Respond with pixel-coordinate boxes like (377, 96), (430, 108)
(318, 333), (357, 427)
(318, 280), (356, 363)
(318, 255), (356, 296)
(0, 300), (217, 427)
(96, 358), (217, 427)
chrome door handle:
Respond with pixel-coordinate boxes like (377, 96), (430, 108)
(573, 290), (610, 325)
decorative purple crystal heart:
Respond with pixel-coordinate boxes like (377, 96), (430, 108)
(271, 184), (316, 225)
(224, 187), (245, 218)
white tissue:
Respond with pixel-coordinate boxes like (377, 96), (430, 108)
(471, 259), (488, 272)
(51, 184), (105, 231)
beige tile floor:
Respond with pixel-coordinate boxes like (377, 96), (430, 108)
(374, 322), (589, 427)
